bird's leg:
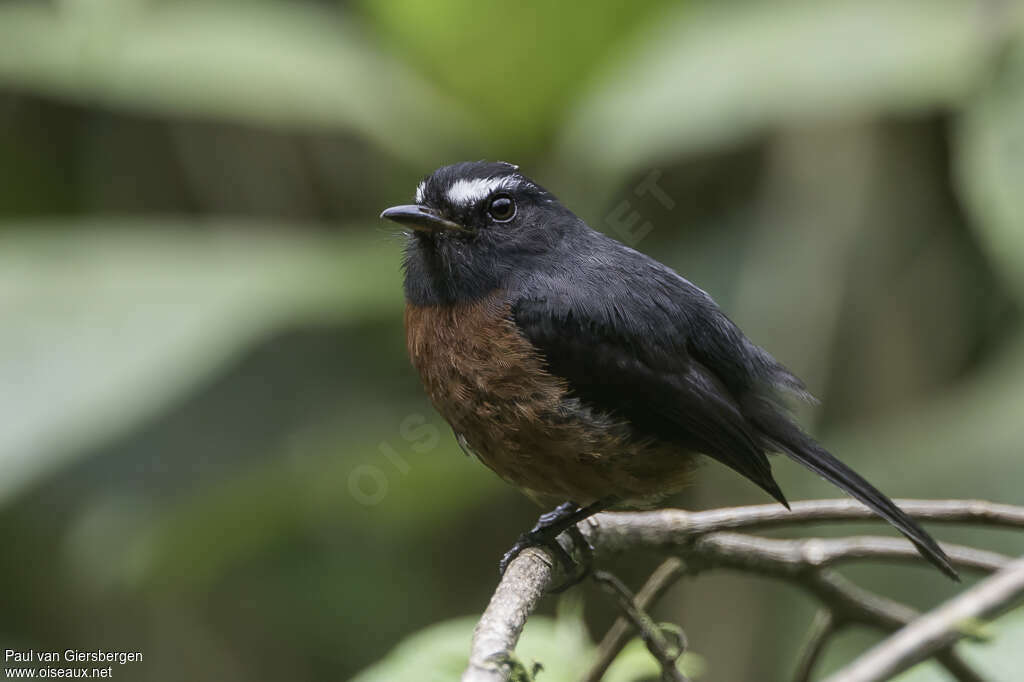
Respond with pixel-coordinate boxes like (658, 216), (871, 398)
(533, 501), (586, 535)
(499, 497), (615, 586)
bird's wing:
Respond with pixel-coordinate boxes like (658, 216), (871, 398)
(511, 275), (789, 506)
(512, 245), (956, 579)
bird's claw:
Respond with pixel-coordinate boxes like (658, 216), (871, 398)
(498, 530), (569, 576)
(498, 525), (594, 593)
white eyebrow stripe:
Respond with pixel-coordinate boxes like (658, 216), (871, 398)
(446, 176), (523, 206)
(415, 181), (426, 204)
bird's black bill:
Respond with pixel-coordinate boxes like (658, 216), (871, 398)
(380, 204), (467, 233)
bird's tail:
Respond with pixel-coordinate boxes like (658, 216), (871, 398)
(748, 402), (959, 581)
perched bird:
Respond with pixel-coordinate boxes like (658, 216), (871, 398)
(381, 160), (957, 581)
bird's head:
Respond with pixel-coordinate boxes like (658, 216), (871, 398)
(382, 161), (580, 305)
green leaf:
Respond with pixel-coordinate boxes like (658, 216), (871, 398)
(0, 1), (480, 165)
(558, 0), (1017, 177)
(347, 616), (477, 682)
(0, 222), (401, 506)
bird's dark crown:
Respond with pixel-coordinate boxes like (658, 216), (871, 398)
(395, 161), (584, 306)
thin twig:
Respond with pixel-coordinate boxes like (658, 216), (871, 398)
(825, 556), (1024, 682)
(591, 570), (688, 682)
(932, 651), (988, 682)
(582, 558), (686, 682)
(793, 610), (837, 682)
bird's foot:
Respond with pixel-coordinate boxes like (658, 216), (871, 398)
(547, 525), (595, 593)
(498, 503), (598, 593)
(498, 526), (594, 592)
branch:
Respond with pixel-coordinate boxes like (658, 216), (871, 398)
(588, 498), (1024, 539)
(801, 570), (983, 681)
(462, 547), (557, 682)
(824, 555), (1024, 682)
(461, 499), (1024, 682)
(591, 516), (1004, 681)
(684, 532), (1009, 574)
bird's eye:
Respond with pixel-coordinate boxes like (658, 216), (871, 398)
(487, 195), (516, 222)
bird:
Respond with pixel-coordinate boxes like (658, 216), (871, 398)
(380, 160), (958, 582)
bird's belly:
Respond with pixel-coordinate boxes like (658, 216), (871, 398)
(405, 295), (696, 506)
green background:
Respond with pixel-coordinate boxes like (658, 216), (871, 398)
(2, 1), (1024, 680)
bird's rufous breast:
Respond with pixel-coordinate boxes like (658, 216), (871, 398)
(403, 292), (695, 506)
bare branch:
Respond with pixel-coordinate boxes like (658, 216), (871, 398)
(652, 499), (1024, 534)
(583, 558), (686, 682)
(688, 533), (1010, 574)
(825, 556), (1024, 682)
(462, 547), (558, 682)
(587, 523), (1011, 576)
(461, 499), (1023, 682)
(791, 570), (985, 682)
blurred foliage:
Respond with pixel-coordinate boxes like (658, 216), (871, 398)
(956, 37), (1024, 296)
(557, 0), (1014, 176)
(0, 1), (479, 164)
(356, 0), (670, 154)
(1, 1), (1024, 681)
(0, 225), (398, 504)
